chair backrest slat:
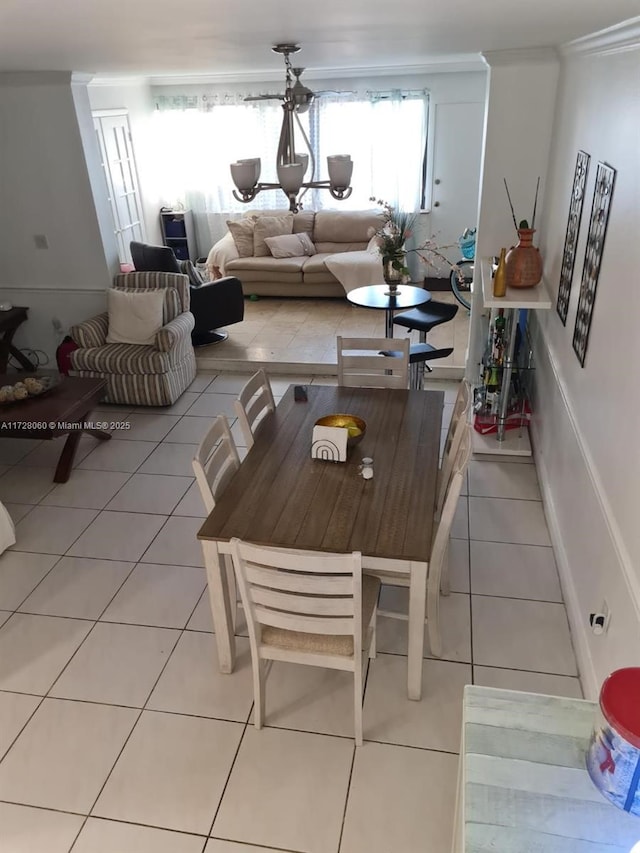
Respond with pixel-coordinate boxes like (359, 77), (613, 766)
(251, 586), (355, 617)
(192, 415), (240, 513)
(337, 336), (409, 389)
(254, 607), (356, 637)
(235, 370), (276, 448)
(245, 563), (354, 594)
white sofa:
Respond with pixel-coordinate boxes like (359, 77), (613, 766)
(206, 209), (385, 298)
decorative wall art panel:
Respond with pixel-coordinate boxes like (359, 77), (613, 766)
(572, 162), (616, 367)
(556, 150), (590, 325)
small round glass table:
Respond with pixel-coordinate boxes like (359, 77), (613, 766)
(346, 284), (432, 338)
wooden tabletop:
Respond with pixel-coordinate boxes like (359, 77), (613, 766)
(0, 375), (106, 436)
(198, 384), (444, 562)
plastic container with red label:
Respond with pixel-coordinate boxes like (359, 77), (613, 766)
(586, 667), (640, 815)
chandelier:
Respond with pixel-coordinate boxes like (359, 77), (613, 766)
(230, 44), (353, 212)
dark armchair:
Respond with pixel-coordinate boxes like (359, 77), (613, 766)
(130, 241), (244, 346)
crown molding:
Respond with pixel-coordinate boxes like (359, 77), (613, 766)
(560, 16), (640, 57)
(88, 75), (149, 87)
(0, 70), (73, 87)
(481, 47), (559, 67)
(105, 56), (485, 88)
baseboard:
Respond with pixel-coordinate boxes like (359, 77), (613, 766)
(532, 444), (597, 699)
(530, 315), (640, 699)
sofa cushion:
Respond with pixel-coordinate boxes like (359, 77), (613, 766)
(227, 219), (256, 257)
(265, 232), (316, 258)
(293, 210), (316, 234)
(106, 289), (164, 346)
(301, 253), (341, 285)
(253, 213), (294, 257)
(226, 255), (305, 283)
(313, 240), (369, 254)
(71, 343), (171, 375)
(314, 210), (384, 244)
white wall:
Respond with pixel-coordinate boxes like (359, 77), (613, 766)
(0, 72), (118, 363)
(531, 29), (640, 696)
(88, 80), (163, 245)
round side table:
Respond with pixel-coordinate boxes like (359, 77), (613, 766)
(346, 285), (432, 338)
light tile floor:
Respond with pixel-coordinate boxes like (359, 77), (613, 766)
(196, 292), (469, 375)
(0, 373), (581, 853)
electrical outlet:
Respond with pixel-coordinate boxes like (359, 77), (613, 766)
(589, 600), (611, 635)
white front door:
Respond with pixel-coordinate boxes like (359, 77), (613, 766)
(93, 111), (146, 264)
(429, 101), (485, 264)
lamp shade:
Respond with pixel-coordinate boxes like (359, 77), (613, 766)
(230, 158), (261, 191)
(327, 155), (353, 189)
(277, 162), (305, 193)
(294, 153), (309, 177)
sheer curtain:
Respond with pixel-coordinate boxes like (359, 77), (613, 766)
(151, 90), (428, 250)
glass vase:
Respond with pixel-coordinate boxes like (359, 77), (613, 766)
(383, 257), (404, 295)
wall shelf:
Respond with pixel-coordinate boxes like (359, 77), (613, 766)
(480, 256), (552, 309)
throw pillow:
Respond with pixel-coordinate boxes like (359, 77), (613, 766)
(253, 213), (294, 257)
(106, 289), (165, 346)
(112, 287), (180, 324)
(227, 219), (256, 257)
(264, 232), (316, 259)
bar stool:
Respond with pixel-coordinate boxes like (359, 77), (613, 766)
(391, 300), (459, 389)
(381, 343), (454, 389)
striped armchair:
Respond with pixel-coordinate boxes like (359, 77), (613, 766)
(69, 272), (197, 406)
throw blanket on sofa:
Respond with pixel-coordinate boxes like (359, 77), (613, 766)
(324, 251), (385, 294)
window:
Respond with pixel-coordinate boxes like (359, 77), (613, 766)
(151, 90), (428, 215)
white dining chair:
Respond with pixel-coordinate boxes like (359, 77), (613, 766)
(193, 415), (241, 627)
(435, 378), (472, 520)
(229, 539), (380, 746)
(234, 369), (276, 448)
(374, 425), (472, 658)
(337, 336), (409, 389)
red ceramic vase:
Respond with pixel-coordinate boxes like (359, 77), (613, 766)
(505, 228), (542, 288)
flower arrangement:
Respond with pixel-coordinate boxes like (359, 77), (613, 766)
(369, 197), (463, 283)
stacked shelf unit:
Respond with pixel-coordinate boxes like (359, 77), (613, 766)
(473, 257), (552, 457)
(159, 209), (197, 261)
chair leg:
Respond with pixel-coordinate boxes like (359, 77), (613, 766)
(368, 616), (377, 660)
(427, 583), (442, 658)
(440, 541), (451, 597)
(223, 555), (238, 631)
(354, 663), (363, 747)
(253, 658), (267, 729)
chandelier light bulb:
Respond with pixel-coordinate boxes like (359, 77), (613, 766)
(277, 163), (305, 194)
(230, 158), (261, 192)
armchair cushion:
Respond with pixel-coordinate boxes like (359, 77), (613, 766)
(106, 289), (165, 346)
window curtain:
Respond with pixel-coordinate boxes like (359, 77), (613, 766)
(152, 90), (428, 251)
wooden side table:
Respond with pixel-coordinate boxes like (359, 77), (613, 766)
(453, 686), (640, 852)
(0, 307), (36, 372)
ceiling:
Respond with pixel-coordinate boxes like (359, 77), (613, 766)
(0, 0), (637, 79)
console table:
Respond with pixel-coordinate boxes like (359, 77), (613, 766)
(453, 686), (640, 852)
(0, 307), (36, 372)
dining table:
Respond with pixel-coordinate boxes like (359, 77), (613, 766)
(197, 382), (444, 701)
